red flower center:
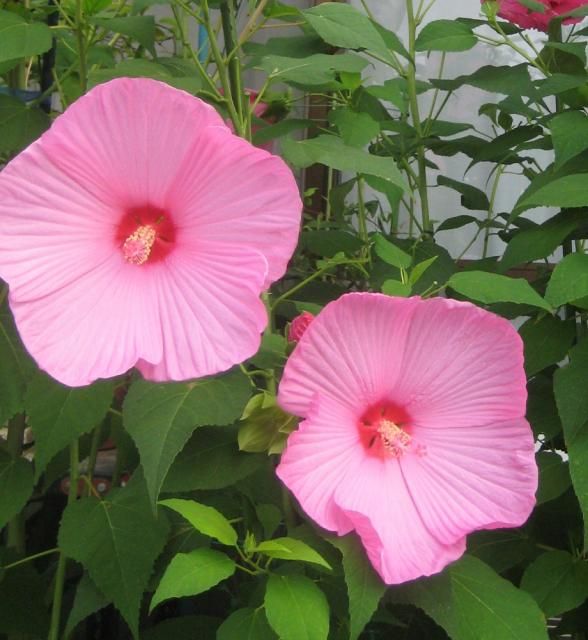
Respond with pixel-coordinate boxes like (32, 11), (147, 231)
(117, 206), (176, 265)
(358, 403), (424, 459)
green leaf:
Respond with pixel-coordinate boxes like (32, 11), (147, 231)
(0, 451), (33, 531)
(217, 608), (277, 640)
(392, 555), (549, 640)
(301, 230), (363, 258)
(501, 215), (579, 270)
(467, 530), (531, 574)
(256, 53), (368, 86)
(238, 399), (297, 455)
(0, 94), (49, 153)
(282, 135), (407, 190)
(159, 498), (237, 546)
(437, 176), (490, 211)
(520, 174), (588, 209)
(374, 234), (412, 269)
(163, 425), (265, 492)
(0, 10), (53, 62)
(58, 473), (169, 638)
(431, 64), (533, 97)
(123, 368), (251, 503)
(519, 316), (576, 377)
(545, 253), (588, 307)
(521, 550), (588, 617)
(0, 308), (35, 424)
(527, 375), (562, 441)
(447, 271), (551, 311)
(536, 451), (571, 505)
(415, 20), (476, 52)
(142, 616), (220, 640)
(265, 574), (330, 640)
(64, 573), (110, 638)
(409, 256), (439, 286)
(554, 338), (588, 546)
(303, 3), (404, 64)
(254, 537), (331, 569)
(550, 111), (588, 169)
(0, 563), (50, 637)
(25, 374), (113, 478)
(381, 280), (412, 297)
(150, 549), (235, 612)
(331, 535), (385, 640)
(91, 16), (156, 54)
(328, 108), (380, 147)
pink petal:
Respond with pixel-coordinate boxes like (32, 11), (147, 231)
(0, 147), (116, 302)
(278, 293), (421, 417)
(168, 125), (302, 288)
(400, 419), (537, 545)
(9, 253), (163, 387)
(136, 241), (267, 381)
(277, 396), (360, 534)
(42, 78), (227, 209)
(334, 455), (466, 584)
(392, 297), (527, 427)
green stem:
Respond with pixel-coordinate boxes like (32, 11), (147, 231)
(86, 425), (102, 496)
(6, 415), (26, 555)
(2, 548), (60, 571)
(75, 0), (87, 92)
(48, 441), (79, 640)
(482, 164), (505, 258)
(220, 0), (244, 127)
(405, 0), (432, 235)
(202, 0), (242, 134)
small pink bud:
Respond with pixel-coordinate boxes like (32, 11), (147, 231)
(288, 312), (314, 342)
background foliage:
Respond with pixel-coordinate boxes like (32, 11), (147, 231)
(1, 0), (588, 638)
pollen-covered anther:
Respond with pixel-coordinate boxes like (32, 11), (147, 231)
(123, 225), (156, 265)
(378, 420), (412, 458)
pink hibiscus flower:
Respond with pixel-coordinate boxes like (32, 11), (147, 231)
(0, 78), (302, 387)
(488, 0), (586, 31)
(277, 293), (537, 584)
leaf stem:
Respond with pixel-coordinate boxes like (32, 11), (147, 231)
(2, 547), (60, 571)
(48, 440), (79, 640)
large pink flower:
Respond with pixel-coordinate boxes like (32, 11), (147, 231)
(277, 293), (537, 584)
(488, 0), (586, 31)
(0, 78), (301, 386)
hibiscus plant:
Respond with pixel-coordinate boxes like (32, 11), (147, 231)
(0, 0), (588, 639)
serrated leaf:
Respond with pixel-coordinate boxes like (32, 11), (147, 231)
(217, 607), (277, 640)
(447, 271), (551, 310)
(0, 451), (33, 531)
(554, 338), (588, 547)
(0, 562), (50, 637)
(282, 135), (407, 190)
(265, 574), (329, 640)
(519, 316), (576, 377)
(521, 550), (588, 617)
(303, 3), (405, 64)
(123, 368), (251, 504)
(416, 20), (476, 52)
(58, 473), (169, 638)
(159, 498), (237, 546)
(91, 16), (156, 54)
(150, 549), (235, 612)
(392, 555), (549, 640)
(536, 451), (571, 505)
(25, 373), (113, 478)
(64, 573), (110, 638)
(0, 10), (53, 62)
(0, 308), (35, 424)
(255, 537), (331, 569)
(374, 234), (412, 269)
(0, 94), (49, 153)
(163, 425), (265, 493)
(550, 111), (588, 169)
(545, 253), (588, 308)
(331, 535), (385, 640)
